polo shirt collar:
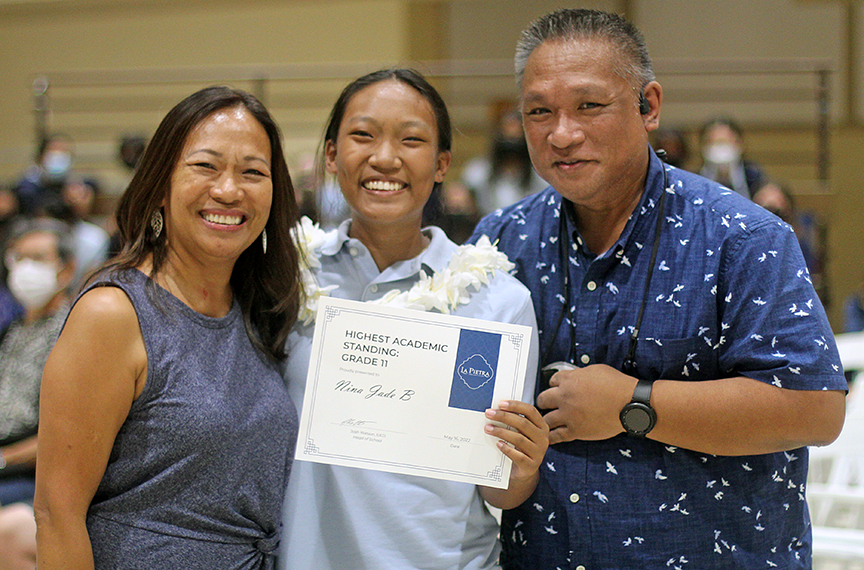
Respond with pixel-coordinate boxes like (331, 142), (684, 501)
(321, 220), (456, 277)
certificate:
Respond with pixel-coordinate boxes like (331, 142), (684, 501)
(296, 296), (532, 489)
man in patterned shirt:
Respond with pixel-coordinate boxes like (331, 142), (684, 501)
(468, 8), (847, 569)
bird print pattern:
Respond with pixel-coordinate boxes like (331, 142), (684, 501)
(468, 155), (846, 569)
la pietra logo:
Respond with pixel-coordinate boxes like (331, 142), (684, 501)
(449, 329), (501, 413)
(457, 354), (495, 390)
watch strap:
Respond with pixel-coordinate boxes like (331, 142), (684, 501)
(632, 378), (653, 405)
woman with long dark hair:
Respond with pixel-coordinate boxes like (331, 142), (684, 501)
(34, 86), (302, 569)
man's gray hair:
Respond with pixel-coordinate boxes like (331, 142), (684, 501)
(515, 8), (655, 91)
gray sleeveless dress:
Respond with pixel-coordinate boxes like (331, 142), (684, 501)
(81, 268), (297, 569)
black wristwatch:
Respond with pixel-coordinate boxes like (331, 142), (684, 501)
(619, 379), (657, 437)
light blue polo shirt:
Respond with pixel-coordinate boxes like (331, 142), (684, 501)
(280, 222), (539, 570)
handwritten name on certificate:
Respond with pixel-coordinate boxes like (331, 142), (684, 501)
(296, 296), (532, 489)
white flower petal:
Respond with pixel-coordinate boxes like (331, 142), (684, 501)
(296, 224), (515, 322)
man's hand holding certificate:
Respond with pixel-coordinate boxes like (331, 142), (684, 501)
(296, 296), (538, 489)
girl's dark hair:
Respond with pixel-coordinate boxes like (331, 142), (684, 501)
(320, 68), (452, 195)
(104, 85), (301, 361)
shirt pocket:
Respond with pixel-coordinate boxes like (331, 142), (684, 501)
(634, 336), (716, 381)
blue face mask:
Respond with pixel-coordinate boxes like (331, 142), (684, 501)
(42, 151), (72, 179)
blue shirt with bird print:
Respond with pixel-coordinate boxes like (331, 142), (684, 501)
(469, 150), (846, 570)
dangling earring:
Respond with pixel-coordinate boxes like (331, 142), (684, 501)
(261, 228), (268, 254)
(150, 210), (163, 239)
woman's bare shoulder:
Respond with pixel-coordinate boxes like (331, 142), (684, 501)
(69, 285), (137, 327)
(60, 285), (143, 362)
(48, 283), (147, 399)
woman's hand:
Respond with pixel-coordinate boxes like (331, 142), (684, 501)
(478, 399), (549, 509)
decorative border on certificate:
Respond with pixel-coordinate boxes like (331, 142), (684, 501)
(295, 296), (532, 489)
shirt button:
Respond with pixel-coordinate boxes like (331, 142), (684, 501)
(369, 284), (378, 293)
(576, 566), (586, 570)
(349, 247), (359, 257)
(580, 354), (590, 365)
(569, 493), (580, 503)
(586, 281), (597, 291)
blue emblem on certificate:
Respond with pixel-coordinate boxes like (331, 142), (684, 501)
(449, 329), (501, 412)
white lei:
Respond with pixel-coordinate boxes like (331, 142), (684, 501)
(292, 217), (515, 325)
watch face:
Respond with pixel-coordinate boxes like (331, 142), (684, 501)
(624, 408), (651, 432)
(621, 403), (655, 435)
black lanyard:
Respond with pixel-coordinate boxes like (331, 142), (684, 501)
(541, 165), (669, 374)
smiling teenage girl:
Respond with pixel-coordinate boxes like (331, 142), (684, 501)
(280, 69), (547, 570)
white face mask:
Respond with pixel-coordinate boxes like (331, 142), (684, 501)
(702, 142), (741, 166)
(7, 258), (60, 310)
(42, 151), (72, 179)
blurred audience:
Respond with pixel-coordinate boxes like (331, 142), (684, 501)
(699, 117), (765, 199)
(57, 177), (110, 288)
(422, 181), (480, 245)
(316, 180), (351, 229)
(651, 127), (691, 169)
(0, 188), (24, 334)
(0, 218), (75, 570)
(844, 276), (864, 333)
(0, 285), (23, 341)
(9, 134), (110, 289)
(0, 188), (19, 233)
(112, 133), (148, 196)
(461, 106), (547, 216)
(12, 134), (75, 217)
(751, 179), (795, 222)
(105, 135), (149, 258)
(290, 152), (319, 222)
(117, 134), (147, 172)
(295, 151), (349, 230)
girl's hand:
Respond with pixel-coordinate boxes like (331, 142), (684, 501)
(485, 400), (550, 485)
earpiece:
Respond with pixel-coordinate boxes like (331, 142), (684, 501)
(639, 92), (650, 115)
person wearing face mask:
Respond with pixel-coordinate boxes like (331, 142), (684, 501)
(13, 134), (76, 217)
(698, 117), (765, 199)
(0, 218), (73, 525)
